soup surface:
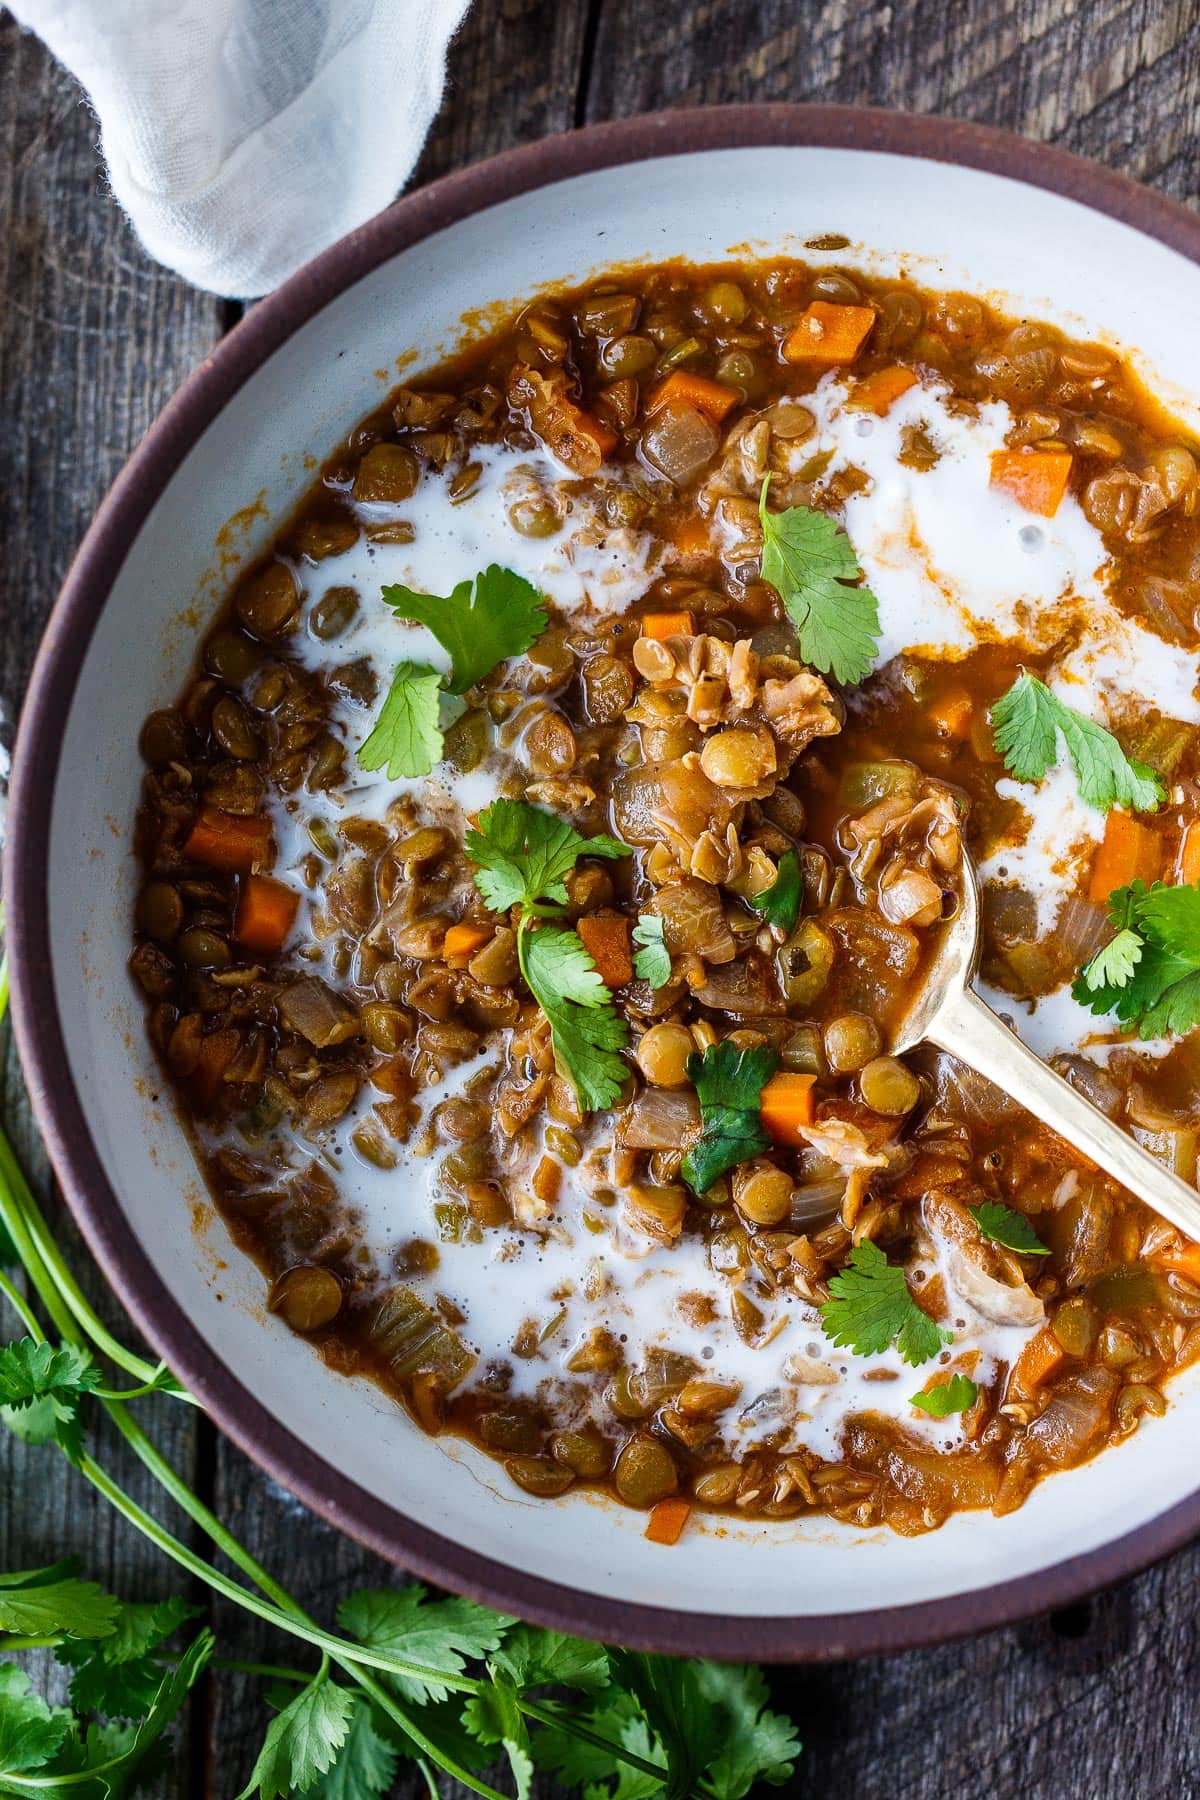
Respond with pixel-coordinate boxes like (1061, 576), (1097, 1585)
(131, 258), (1200, 1537)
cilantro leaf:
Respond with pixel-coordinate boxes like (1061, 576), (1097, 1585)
(990, 672), (1164, 812)
(1081, 926), (1143, 991)
(357, 660), (444, 780)
(467, 800), (629, 914)
(609, 1653), (798, 1800)
(820, 1240), (951, 1366)
(631, 915), (671, 989)
(694, 1661), (800, 1800)
(380, 566), (548, 696)
(337, 1586), (510, 1706)
(747, 850), (802, 934)
(57, 1597), (198, 1720)
(311, 1699), (398, 1800)
(911, 1373), (979, 1417)
(0, 1397), (61, 1448)
(679, 1042), (777, 1198)
(0, 1663), (74, 1776)
(492, 1625), (610, 1696)
(758, 478), (881, 684)
(1073, 879), (1200, 1036)
(0, 1561), (119, 1640)
(520, 926), (629, 1113)
(530, 1692), (654, 1792)
(990, 668), (1059, 782)
(1140, 967), (1200, 1037)
(969, 1201), (1049, 1257)
(239, 1671), (355, 1800)
(0, 1340), (101, 1466)
(1129, 879), (1200, 954)
(462, 1673), (533, 1800)
(581, 1714), (668, 1800)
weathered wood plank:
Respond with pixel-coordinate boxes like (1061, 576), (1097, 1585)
(0, 14), (224, 1791)
(585, 0), (1200, 206)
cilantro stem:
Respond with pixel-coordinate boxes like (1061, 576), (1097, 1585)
(82, 1416), (480, 1692)
(518, 1695), (670, 1782)
(90, 1371), (174, 1402)
(0, 1634), (60, 1652)
(0, 1265), (42, 1339)
(0, 1100), (188, 1396)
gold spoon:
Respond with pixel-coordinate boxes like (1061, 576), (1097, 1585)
(893, 853), (1200, 1241)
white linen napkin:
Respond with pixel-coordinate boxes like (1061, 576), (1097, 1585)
(9, 0), (470, 297)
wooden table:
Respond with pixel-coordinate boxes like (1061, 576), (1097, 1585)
(3, 1), (1200, 1791)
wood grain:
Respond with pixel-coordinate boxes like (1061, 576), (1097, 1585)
(4, 0), (1200, 1794)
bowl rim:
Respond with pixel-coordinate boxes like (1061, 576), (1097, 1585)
(12, 102), (1200, 1661)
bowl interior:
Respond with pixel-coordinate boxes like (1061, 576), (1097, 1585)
(29, 138), (1200, 1636)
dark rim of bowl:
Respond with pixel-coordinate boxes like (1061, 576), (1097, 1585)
(11, 103), (1200, 1662)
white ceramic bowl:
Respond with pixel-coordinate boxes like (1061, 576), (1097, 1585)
(13, 107), (1200, 1657)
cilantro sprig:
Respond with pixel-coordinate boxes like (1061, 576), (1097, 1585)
(465, 799), (632, 1111)
(521, 926), (631, 1113)
(358, 565), (548, 779)
(969, 1201), (1049, 1257)
(680, 1041), (778, 1198)
(819, 1241), (952, 1366)
(747, 850), (802, 934)
(465, 799), (627, 914)
(989, 671), (1164, 813)
(758, 477), (881, 684)
(380, 567), (549, 698)
(911, 1373), (978, 1417)
(1074, 878), (1200, 1036)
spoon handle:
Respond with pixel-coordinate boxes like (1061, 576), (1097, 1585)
(929, 986), (1200, 1243)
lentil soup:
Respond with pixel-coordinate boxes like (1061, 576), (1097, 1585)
(131, 258), (1200, 1538)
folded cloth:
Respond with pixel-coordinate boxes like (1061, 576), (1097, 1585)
(9, 0), (470, 297)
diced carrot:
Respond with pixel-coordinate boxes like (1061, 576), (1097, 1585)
(645, 370), (739, 424)
(183, 807), (273, 874)
(191, 1027), (240, 1107)
(927, 686), (973, 741)
(645, 1497), (691, 1545)
(639, 610), (695, 640)
(1180, 821), (1200, 887)
(1155, 1243), (1200, 1284)
(1088, 810), (1162, 904)
(443, 921), (493, 960)
(989, 448), (1073, 518)
(782, 302), (876, 365)
(577, 913), (633, 988)
(846, 365), (918, 415)
(573, 407), (618, 459)
(1007, 1325), (1064, 1398)
(759, 1072), (817, 1146)
(235, 875), (299, 955)
(672, 517), (711, 557)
